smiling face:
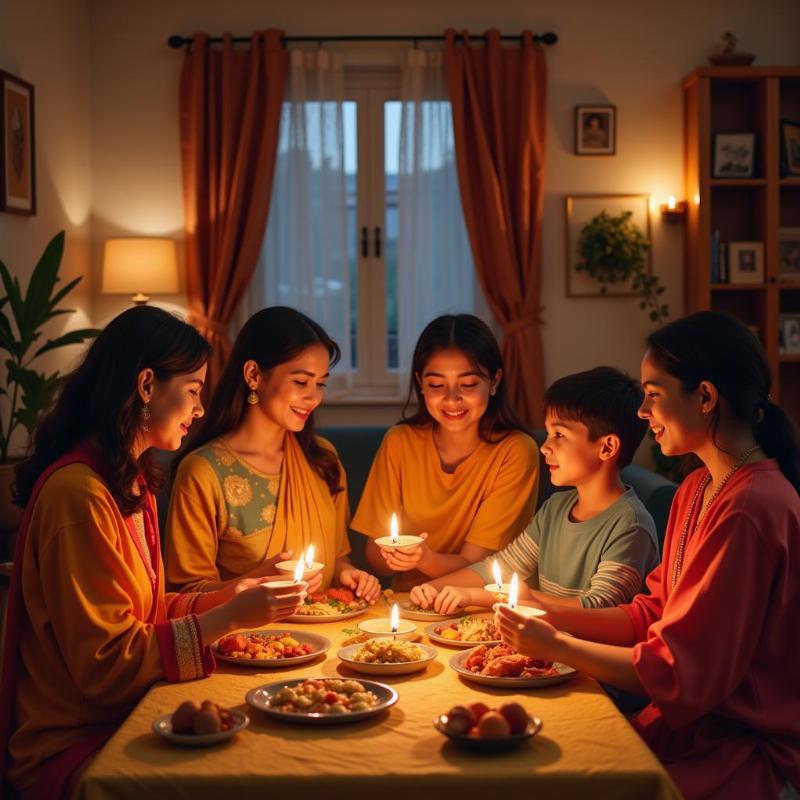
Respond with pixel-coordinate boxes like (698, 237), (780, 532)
(539, 411), (616, 487)
(638, 350), (710, 457)
(250, 344), (330, 433)
(144, 365), (207, 451)
(416, 347), (500, 437)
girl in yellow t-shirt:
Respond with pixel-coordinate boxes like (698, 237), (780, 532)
(166, 306), (381, 604)
(351, 314), (540, 591)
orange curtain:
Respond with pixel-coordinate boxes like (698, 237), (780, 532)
(444, 29), (547, 426)
(179, 31), (288, 390)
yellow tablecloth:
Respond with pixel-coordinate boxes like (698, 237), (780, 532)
(78, 597), (682, 800)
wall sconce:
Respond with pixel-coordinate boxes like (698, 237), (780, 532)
(102, 237), (179, 304)
(660, 195), (687, 223)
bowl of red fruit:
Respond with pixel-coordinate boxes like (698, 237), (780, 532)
(433, 700), (542, 752)
(153, 699), (248, 747)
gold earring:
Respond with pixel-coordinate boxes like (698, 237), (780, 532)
(247, 389), (259, 405)
(142, 403), (151, 432)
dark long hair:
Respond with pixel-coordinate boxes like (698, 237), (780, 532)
(178, 306), (343, 495)
(15, 306), (211, 513)
(400, 314), (527, 441)
(647, 311), (800, 493)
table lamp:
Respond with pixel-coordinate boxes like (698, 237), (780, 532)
(102, 237), (179, 305)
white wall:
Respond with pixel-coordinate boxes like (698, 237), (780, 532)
(0, 0), (93, 455)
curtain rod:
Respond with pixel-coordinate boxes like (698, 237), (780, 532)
(167, 32), (558, 50)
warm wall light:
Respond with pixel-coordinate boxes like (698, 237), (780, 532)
(102, 237), (179, 304)
(660, 196), (687, 223)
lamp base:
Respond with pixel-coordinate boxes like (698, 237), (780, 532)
(131, 293), (150, 305)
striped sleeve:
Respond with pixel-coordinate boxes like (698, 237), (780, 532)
(470, 514), (542, 585)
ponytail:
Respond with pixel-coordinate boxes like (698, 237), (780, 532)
(756, 401), (800, 494)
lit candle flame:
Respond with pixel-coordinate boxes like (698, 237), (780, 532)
(293, 557), (305, 583)
(508, 573), (519, 609)
(390, 513), (399, 545)
(390, 603), (399, 637)
(305, 544), (315, 568)
(667, 195), (676, 210)
(492, 559), (502, 589)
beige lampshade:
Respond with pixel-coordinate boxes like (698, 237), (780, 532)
(102, 237), (179, 302)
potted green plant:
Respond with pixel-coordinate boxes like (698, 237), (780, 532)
(576, 209), (669, 325)
(0, 231), (98, 534)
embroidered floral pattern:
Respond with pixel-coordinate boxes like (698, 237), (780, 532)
(260, 504), (277, 524)
(211, 441), (235, 467)
(224, 474), (253, 507)
(170, 615), (205, 681)
(268, 478), (280, 496)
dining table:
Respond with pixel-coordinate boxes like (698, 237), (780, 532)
(77, 594), (682, 800)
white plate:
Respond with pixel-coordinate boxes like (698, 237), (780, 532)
(425, 613), (502, 648)
(337, 641), (438, 676)
(152, 709), (249, 746)
(399, 600), (461, 623)
(449, 648), (576, 688)
(285, 604), (368, 623)
(212, 630), (330, 668)
(246, 678), (398, 724)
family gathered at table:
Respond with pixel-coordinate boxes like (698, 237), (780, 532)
(1, 304), (798, 800)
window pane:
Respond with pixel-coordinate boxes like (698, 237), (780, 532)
(385, 101), (400, 370)
(344, 101), (358, 369)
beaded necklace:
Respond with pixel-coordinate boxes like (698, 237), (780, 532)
(670, 443), (760, 588)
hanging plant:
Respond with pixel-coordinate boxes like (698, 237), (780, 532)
(576, 209), (669, 324)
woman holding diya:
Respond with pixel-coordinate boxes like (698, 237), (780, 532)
(1, 307), (306, 799)
(166, 307), (381, 603)
(494, 312), (800, 800)
(351, 314), (540, 591)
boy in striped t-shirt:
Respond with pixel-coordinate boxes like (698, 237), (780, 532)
(410, 367), (659, 614)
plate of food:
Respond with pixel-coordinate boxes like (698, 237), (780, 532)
(425, 613), (501, 647)
(286, 589), (369, 623)
(433, 700), (543, 752)
(213, 630), (329, 667)
(337, 638), (438, 676)
(399, 599), (462, 622)
(449, 644), (576, 688)
(246, 677), (398, 724)
(152, 700), (248, 747)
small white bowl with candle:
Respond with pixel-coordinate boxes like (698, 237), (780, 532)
(484, 559), (512, 598)
(503, 573), (547, 619)
(264, 558), (307, 590)
(375, 513), (425, 550)
(358, 603), (418, 641)
(276, 545), (324, 580)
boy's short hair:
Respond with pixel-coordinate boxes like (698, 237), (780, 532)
(543, 366), (647, 468)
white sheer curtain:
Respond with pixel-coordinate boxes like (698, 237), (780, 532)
(233, 49), (352, 384)
(396, 49), (490, 373)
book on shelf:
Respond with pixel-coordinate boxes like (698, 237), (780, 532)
(711, 230), (720, 283)
(720, 241), (728, 283)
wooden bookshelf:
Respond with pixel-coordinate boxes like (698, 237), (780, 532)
(683, 66), (800, 421)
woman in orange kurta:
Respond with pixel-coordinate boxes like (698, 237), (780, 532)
(495, 312), (800, 800)
(0, 307), (306, 800)
(166, 307), (380, 603)
(352, 314), (539, 591)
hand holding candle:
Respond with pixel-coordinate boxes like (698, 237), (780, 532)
(501, 572), (547, 619)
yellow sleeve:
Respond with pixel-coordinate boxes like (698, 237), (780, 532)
(350, 427), (404, 540)
(315, 436), (352, 560)
(464, 433), (540, 550)
(36, 482), (206, 707)
(165, 453), (225, 593)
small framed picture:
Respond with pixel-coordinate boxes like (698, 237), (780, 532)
(780, 120), (800, 177)
(712, 132), (756, 178)
(728, 241), (764, 284)
(780, 314), (800, 355)
(779, 228), (800, 280)
(0, 70), (36, 215)
(575, 105), (616, 156)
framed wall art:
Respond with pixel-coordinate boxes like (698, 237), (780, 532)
(0, 70), (36, 215)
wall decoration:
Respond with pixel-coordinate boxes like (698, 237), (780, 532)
(779, 228), (800, 280)
(712, 132), (755, 178)
(574, 105), (615, 155)
(780, 120), (800, 177)
(780, 314), (800, 355)
(0, 70), (36, 215)
(728, 241), (764, 284)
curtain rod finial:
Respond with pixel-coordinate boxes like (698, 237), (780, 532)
(537, 32), (558, 46)
(168, 34), (188, 49)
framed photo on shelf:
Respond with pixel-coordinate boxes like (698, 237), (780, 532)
(564, 193), (651, 297)
(779, 228), (800, 280)
(574, 105), (616, 155)
(780, 120), (800, 177)
(712, 132), (755, 178)
(0, 70), (36, 215)
(780, 314), (800, 355)
(728, 241), (764, 284)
